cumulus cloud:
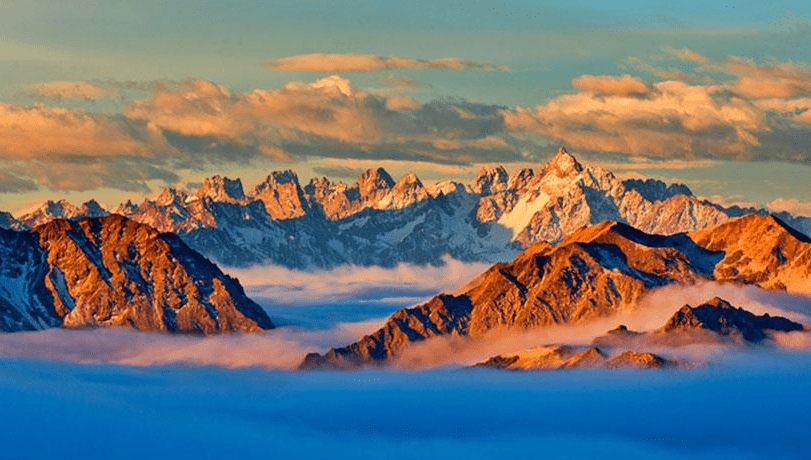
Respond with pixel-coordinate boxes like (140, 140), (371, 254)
(0, 102), (184, 191)
(505, 49), (811, 162)
(504, 80), (768, 159)
(125, 76), (521, 165)
(0, 75), (523, 193)
(0, 103), (159, 159)
(571, 74), (651, 96)
(266, 53), (508, 73)
(7, 50), (811, 195)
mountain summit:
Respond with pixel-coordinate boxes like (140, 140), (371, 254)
(0, 215), (274, 333)
(544, 147), (583, 178)
(6, 148), (810, 269)
(302, 214), (811, 369)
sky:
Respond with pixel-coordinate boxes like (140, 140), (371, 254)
(1, 1), (811, 215)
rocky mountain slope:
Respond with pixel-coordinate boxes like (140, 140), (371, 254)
(479, 297), (806, 371)
(596, 297), (806, 347)
(474, 345), (678, 370)
(5, 148), (809, 269)
(0, 215), (274, 333)
(301, 214), (811, 369)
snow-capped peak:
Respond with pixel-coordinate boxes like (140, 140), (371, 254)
(198, 175), (245, 203)
(357, 167), (395, 198)
(471, 166), (509, 194)
(156, 188), (187, 207)
(545, 147), (583, 178)
(376, 172), (429, 209)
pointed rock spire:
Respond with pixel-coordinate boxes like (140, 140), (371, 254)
(471, 166), (509, 195)
(377, 172), (429, 209)
(79, 199), (109, 218)
(546, 147), (583, 177)
(251, 170), (308, 219)
(156, 188), (187, 207)
(357, 167), (395, 203)
(199, 175), (245, 203)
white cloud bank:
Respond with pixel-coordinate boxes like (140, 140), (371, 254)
(225, 256), (492, 306)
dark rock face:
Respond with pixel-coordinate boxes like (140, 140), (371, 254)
(660, 297), (805, 342)
(0, 229), (61, 332)
(303, 214), (811, 369)
(0, 215), (273, 334)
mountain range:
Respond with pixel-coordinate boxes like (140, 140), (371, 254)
(474, 297), (806, 371)
(4, 148), (810, 269)
(0, 215), (273, 333)
(301, 213), (811, 369)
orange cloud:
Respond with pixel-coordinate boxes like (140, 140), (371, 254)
(663, 47), (710, 65)
(385, 95), (419, 111)
(125, 76), (381, 144)
(658, 48), (811, 99)
(504, 79), (765, 159)
(125, 76), (517, 165)
(0, 103), (158, 158)
(0, 103), (179, 191)
(504, 50), (811, 162)
(571, 74), (651, 96)
(266, 53), (508, 72)
(378, 75), (418, 88)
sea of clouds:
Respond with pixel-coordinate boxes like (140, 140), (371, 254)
(2, 261), (811, 459)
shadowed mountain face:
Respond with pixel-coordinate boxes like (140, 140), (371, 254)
(0, 215), (273, 334)
(595, 297), (807, 348)
(481, 297), (807, 371)
(6, 148), (810, 269)
(302, 214), (811, 369)
(658, 297), (805, 343)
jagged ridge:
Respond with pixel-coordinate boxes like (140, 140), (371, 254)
(303, 214), (811, 368)
(6, 148), (809, 269)
(0, 215), (273, 334)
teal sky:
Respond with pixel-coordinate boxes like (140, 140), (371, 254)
(1, 0), (811, 215)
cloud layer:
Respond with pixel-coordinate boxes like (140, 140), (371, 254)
(28, 81), (116, 101)
(225, 256), (492, 307)
(504, 49), (811, 162)
(4, 50), (811, 195)
(266, 53), (508, 72)
(1, 75), (520, 193)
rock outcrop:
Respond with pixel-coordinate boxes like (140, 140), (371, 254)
(303, 214), (811, 368)
(474, 345), (678, 370)
(0, 215), (274, 334)
(11, 148), (809, 269)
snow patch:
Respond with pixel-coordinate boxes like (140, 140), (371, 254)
(497, 190), (550, 239)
